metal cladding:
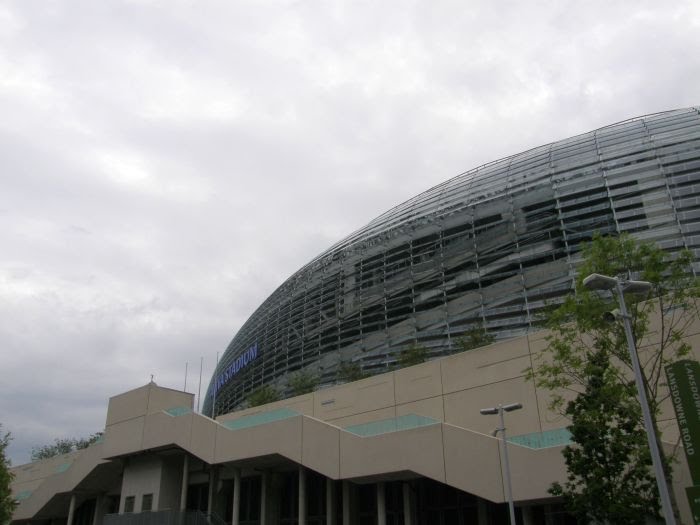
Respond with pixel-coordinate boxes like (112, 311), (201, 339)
(205, 107), (700, 417)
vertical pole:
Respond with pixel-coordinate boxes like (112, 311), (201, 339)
(67, 494), (77, 525)
(615, 281), (677, 525)
(298, 466), (307, 525)
(197, 356), (203, 413)
(402, 483), (412, 525)
(326, 478), (336, 525)
(260, 471), (268, 525)
(342, 481), (351, 525)
(184, 361), (188, 391)
(477, 499), (489, 525)
(92, 494), (102, 525)
(180, 454), (189, 511)
(376, 482), (386, 525)
(499, 406), (517, 525)
(232, 468), (241, 525)
(208, 466), (217, 517)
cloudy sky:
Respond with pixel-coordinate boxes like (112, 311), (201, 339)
(1, 0), (698, 465)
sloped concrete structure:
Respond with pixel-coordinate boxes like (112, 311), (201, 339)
(10, 328), (699, 525)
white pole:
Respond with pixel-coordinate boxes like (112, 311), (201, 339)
(615, 281), (676, 525)
(197, 356), (203, 413)
(499, 406), (517, 525)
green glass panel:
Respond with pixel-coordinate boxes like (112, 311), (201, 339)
(15, 490), (32, 501)
(344, 413), (438, 437)
(55, 463), (71, 473)
(222, 408), (299, 430)
(508, 428), (572, 449)
(165, 406), (192, 417)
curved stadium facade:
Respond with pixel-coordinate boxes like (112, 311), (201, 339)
(205, 107), (700, 417)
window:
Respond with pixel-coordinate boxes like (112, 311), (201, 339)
(142, 494), (153, 512)
(124, 496), (135, 513)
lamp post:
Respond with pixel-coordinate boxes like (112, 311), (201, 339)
(480, 402), (522, 525)
(582, 273), (676, 525)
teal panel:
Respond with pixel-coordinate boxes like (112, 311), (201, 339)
(222, 408), (299, 431)
(344, 414), (438, 437)
(165, 406), (192, 417)
(14, 490), (32, 501)
(55, 463), (71, 473)
(508, 428), (572, 449)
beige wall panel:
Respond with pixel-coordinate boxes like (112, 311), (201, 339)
(13, 444), (107, 520)
(301, 417), (340, 479)
(214, 416), (302, 464)
(442, 424), (504, 503)
(217, 394), (314, 424)
(146, 387), (193, 415)
(106, 385), (150, 426)
(327, 407), (396, 429)
(507, 445), (567, 502)
(396, 396), (445, 421)
(533, 386), (572, 433)
(142, 412), (193, 451)
(314, 374), (396, 420)
(441, 339), (530, 394)
(159, 456), (183, 511)
(527, 329), (549, 349)
(339, 424), (445, 482)
(103, 417), (145, 458)
(394, 360), (443, 405)
(189, 415), (217, 464)
(443, 378), (540, 436)
(120, 455), (163, 513)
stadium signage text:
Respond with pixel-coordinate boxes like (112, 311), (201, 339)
(666, 359), (700, 484)
(212, 343), (259, 398)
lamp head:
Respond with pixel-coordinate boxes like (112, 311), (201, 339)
(602, 308), (622, 323)
(480, 407), (499, 415)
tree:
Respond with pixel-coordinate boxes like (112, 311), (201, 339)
(337, 361), (367, 383)
(456, 322), (495, 352)
(246, 385), (280, 407)
(528, 232), (700, 523)
(1, 425), (17, 525)
(30, 432), (103, 461)
(397, 342), (429, 367)
(289, 371), (319, 396)
(550, 349), (659, 524)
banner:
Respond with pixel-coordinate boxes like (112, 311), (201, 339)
(665, 359), (700, 485)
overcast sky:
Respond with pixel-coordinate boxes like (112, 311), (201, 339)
(1, 0), (698, 465)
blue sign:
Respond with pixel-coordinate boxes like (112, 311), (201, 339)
(212, 343), (258, 398)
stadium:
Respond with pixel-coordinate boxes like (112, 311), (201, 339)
(205, 106), (700, 416)
(10, 107), (700, 525)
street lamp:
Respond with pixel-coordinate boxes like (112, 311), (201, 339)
(583, 273), (676, 525)
(480, 402), (522, 525)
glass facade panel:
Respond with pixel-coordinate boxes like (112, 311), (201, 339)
(204, 107), (700, 416)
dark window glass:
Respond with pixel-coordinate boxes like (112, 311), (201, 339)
(124, 496), (135, 513)
(141, 494), (153, 512)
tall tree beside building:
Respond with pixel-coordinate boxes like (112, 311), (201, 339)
(1, 425), (16, 525)
(528, 233), (700, 523)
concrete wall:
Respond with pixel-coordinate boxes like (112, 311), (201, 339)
(119, 456), (162, 513)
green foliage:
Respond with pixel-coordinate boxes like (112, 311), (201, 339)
(337, 361), (367, 383)
(1, 426), (16, 525)
(456, 323), (495, 352)
(289, 371), (319, 396)
(550, 350), (659, 524)
(528, 233), (700, 522)
(397, 343), (429, 367)
(30, 432), (103, 461)
(246, 385), (280, 407)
